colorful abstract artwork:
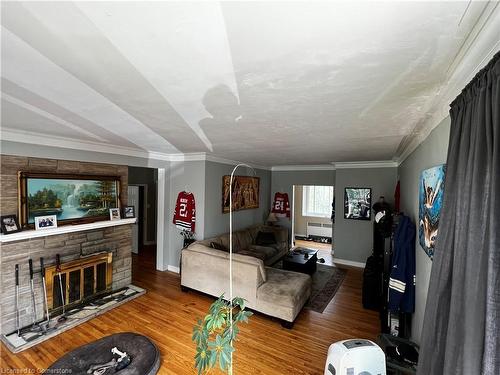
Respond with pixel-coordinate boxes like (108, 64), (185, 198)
(419, 164), (446, 259)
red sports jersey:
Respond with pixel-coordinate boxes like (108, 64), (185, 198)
(272, 192), (290, 218)
(173, 191), (196, 232)
(394, 180), (401, 213)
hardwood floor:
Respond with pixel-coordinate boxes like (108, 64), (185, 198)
(1, 248), (379, 374)
(294, 239), (332, 252)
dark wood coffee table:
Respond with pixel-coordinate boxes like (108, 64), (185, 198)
(283, 247), (318, 275)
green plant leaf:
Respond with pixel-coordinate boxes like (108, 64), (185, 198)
(232, 297), (246, 310)
(224, 323), (239, 341)
(194, 346), (211, 375)
(209, 347), (218, 367)
(193, 296), (251, 373)
(219, 345), (233, 371)
(235, 310), (253, 324)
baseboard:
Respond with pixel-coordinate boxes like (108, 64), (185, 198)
(167, 265), (180, 273)
(332, 258), (365, 268)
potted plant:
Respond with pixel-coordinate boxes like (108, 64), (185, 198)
(192, 296), (252, 374)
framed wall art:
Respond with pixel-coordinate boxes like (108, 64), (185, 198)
(123, 206), (135, 218)
(419, 164), (446, 260)
(18, 172), (121, 228)
(0, 215), (21, 234)
(222, 175), (260, 213)
(109, 208), (121, 221)
(34, 215), (58, 230)
(344, 187), (371, 220)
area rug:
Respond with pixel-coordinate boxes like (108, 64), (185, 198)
(273, 262), (347, 313)
(305, 264), (347, 313)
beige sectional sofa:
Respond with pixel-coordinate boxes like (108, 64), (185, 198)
(181, 225), (312, 327)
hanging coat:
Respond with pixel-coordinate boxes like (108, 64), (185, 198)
(389, 214), (416, 313)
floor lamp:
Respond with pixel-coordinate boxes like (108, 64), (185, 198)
(228, 163), (256, 375)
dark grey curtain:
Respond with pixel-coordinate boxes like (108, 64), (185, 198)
(418, 52), (500, 374)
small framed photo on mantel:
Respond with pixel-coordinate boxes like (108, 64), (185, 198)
(123, 206), (135, 219)
(109, 208), (121, 221)
(0, 215), (22, 234)
(34, 215), (58, 230)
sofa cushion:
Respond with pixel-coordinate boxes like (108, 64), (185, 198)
(237, 249), (267, 262)
(249, 245), (278, 260)
(210, 242), (227, 251)
(246, 225), (261, 242)
(185, 243), (267, 283)
(255, 231), (277, 246)
(236, 230), (253, 250)
(257, 268), (311, 308)
(218, 234), (240, 252)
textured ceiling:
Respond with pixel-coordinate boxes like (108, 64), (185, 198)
(1, 1), (475, 165)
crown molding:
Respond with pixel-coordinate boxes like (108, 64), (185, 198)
(396, 1), (500, 164)
(271, 164), (335, 172)
(1, 128), (157, 160)
(166, 152), (206, 162)
(168, 152), (271, 170)
(0, 131), (275, 169)
(334, 160), (398, 169)
(204, 154), (271, 171)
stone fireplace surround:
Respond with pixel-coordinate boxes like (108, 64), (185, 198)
(0, 155), (132, 334)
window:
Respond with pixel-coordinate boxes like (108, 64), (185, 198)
(302, 185), (334, 218)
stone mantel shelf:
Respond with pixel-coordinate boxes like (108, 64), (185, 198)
(0, 218), (137, 243)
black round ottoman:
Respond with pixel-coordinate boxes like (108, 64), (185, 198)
(47, 332), (160, 375)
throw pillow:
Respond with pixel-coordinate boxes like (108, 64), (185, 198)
(255, 231), (276, 246)
(210, 242), (228, 251)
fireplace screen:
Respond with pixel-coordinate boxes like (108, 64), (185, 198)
(47, 253), (113, 311)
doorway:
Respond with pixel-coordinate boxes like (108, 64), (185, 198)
(292, 185), (334, 260)
(128, 167), (158, 269)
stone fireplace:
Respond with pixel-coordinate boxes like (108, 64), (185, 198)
(0, 155), (132, 335)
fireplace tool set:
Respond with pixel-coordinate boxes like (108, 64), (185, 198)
(13, 254), (67, 342)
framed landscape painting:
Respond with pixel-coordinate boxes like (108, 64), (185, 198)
(18, 172), (121, 228)
(419, 164), (446, 260)
(222, 175), (260, 213)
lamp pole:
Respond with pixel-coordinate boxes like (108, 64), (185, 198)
(228, 163), (255, 375)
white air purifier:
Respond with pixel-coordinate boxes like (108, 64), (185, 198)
(324, 339), (386, 375)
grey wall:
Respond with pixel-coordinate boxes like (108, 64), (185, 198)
(128, 166), (157, 244)
(167, 160), (206, 267)
(334, 167), (397, 263)
(203, 161), (271, 238)
(398, 116), (451, 344)
(293, 185), (332, 236)
(271, 169), (336, 234)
